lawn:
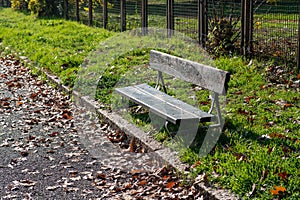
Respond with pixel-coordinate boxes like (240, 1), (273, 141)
(0, 8), (113, 86)
(0, 7), (299, 199)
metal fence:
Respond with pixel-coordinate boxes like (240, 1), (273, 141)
(253, 0), (299, 64)
(0, 0), (10, 7)
(1, 0), (299, 67)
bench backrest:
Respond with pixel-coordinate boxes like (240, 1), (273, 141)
(149, 50), (230, 95)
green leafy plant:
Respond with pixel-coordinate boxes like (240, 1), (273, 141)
(207, 17), (240, 57)
(206, 0), (240, 57)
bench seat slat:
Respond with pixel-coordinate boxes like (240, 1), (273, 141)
(115, 84), (214, 124)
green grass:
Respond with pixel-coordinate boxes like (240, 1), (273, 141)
(197, 57), (300, 199)
(0, 7), (299, 200)
(0, 8), (113, 86)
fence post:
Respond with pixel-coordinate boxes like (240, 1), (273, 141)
(64, 0), (69, 20)
(167, 0), (174, 37)
(120, 0), (126, 31)
(297, 5), (300, 69)
(142, 0), (148, 28)
(103, 0), (108, 29)
(75, 0), (80, 22)
(198, 0), (207, 48)
(1, 0), (3, 7)
(88, 0), (93, 26)
(241, 0), (253, 58)
(241, 0), (245, 53)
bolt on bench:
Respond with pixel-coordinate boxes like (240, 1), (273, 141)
(115, 50), (230, 139)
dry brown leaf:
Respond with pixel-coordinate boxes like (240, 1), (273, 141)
(268, 133), (285, 139)
(96, 173), (106, 180)
(16, 101), (23, 106)
(130, 169), (146, 175)
(191, 160), (201, 168)
(48, 132), (59, 137)
(278, 172), (289, 180)
(129, 138), (136, 153)
(124, 183), (132, 189)
(267, 147), (274, 155)
(244, 96), (256, 103)
(139, 180), (147, 186)
(162, 175), (170, 181)
(166, 181), (176, 189)
(30, 92), (40, 99)
(62, 113), (73, 120)
(283, 103), (293, 109)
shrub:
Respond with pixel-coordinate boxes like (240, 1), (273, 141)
(28, 0), (45, 15)
(206, 17), (240, 57)
(11, 0), (28, 11)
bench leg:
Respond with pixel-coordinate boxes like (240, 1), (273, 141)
(198, 125), (222, 157)
(174, 119), (199, 147)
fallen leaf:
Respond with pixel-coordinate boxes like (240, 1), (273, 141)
(48, 132), (59, 137)
(124, 183), (132, 189)
(19, 179), (37, 187)
(62, 113), (73, 120)
(233, 90), (243, 95)
(20, 151), (29, 157)
(269, 133), (285, 139)
(267, 146), (275, 154)
(130, 188), (144, 195)
(46, 185), (61, 191)
(3, 101), (10, 106)
(270, 185), (286, 195)
(244, 96), (256, 103)
(162, 175), (170, 181)
(191, 160), (201, 168)
(264, 121), (275, 128)
(139, 180), (147, 186)
(96, 172), (106, 180)
(130, 169), (146, 175)
(69, 176), (81, 181)
(166, 181), (176, 189)
(283, 103), (293, 110)
(278, 172), (289, 180)
(234, 153), (247, 161)
(16, 101), (23, 106)
(129, 138), (136, 153)
(69, 171), (78, 177)
(199, 101), (209, 105)
(30, 92), (40, 99)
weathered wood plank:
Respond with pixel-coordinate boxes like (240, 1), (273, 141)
(149, 50), (230, 95)
(115, 84), (213, 124)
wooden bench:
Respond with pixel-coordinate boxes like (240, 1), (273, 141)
(115, 50), (230, 134)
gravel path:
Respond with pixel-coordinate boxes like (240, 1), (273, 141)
(0, 55), (207, 199)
